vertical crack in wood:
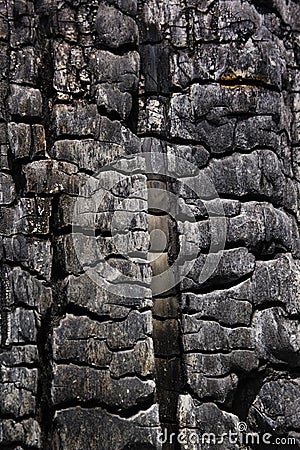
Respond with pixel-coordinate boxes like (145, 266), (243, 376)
(147, 174), (183, 450)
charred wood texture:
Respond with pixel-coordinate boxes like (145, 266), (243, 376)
(0, 0), (300, 449)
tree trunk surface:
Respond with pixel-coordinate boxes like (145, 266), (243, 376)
(0, 0), (299, 449)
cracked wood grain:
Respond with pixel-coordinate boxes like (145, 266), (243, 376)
(0, 0), (299, 449)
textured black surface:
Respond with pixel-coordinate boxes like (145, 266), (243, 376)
(0, 0), (299, 449)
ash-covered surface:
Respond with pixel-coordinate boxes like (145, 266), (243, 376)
(0, 0), (299, 449)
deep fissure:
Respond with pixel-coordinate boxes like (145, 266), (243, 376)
(147, 173), (184, 450)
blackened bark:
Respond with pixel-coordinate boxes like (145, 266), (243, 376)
(0, 0), (299, 449)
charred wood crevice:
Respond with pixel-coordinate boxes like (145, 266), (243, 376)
(147, 173), (184, 450)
